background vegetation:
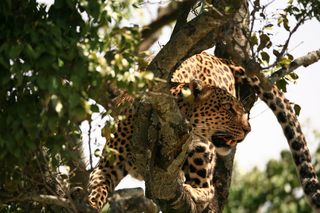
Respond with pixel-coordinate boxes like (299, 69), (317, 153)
(226, 132), (320, 213)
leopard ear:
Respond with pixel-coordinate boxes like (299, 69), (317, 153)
(188, 79), (211, 101)
(188, 79), (203, 98)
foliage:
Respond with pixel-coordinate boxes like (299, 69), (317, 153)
(293, 0), (320, 21)
(0, 0), (147, 162)
(249, 0), (320, 92)
(225, 145), (320, 213)
(0, 0), (149, 211)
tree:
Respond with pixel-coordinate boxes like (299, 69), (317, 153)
(0, 0), (320, 212)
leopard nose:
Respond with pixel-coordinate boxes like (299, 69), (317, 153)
(243, 123), (251, 135)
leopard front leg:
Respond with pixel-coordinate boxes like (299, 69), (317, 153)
(175, 136), (216, 211)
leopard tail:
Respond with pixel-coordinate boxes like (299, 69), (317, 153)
(233, 68), (320, 212)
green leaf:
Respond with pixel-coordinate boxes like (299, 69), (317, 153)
(260, 51), (270, 63)
(90, 104), (100, 113)
(283, 18), (290, 31)
(293, 104), (301, 116)
(279, 56), (292, 67)
(132, 3), (140, 8)
(224, 6), (232, 13)
(24, 43), (38, 59)
(257, 34), (271, 52)
(251, 33), (258, 46)
(263, 23), (273, 30)
(58, 58), (64, 67)
(94, 148), (101, 157)
(279, 14), (290, 31)
(273, 49), (281, 57)
(287, 53), (294, 60)
(276, 79), (288, 92)
(289, 72), (299, 80)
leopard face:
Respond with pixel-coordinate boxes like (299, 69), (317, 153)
(172, 82), (250, 154)
(188, 86), (250, 155)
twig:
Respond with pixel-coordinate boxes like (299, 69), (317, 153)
(263, 15), (307, 70)
(35, 151), (57, 196)
(36, 149), (78, 213)
(270, 49), (320, 83)
(88, 121), (93, 170)
(248, 0), (259, 58)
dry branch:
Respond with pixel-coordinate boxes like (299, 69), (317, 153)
(139, 0), (199, 52)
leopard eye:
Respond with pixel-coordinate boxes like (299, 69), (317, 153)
(223, 103), (232, 110)
(223, 103), (237, 114)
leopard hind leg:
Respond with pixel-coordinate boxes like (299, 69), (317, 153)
(88, 113), (136, 210)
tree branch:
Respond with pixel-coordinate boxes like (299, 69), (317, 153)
(212, 150), (236, 212)
(270, 49), (320, 83)
(108, 188), (158, 213)
(1, 194), (73, 210)
(214, 0), (250, 64)
(131, 90), (199, 212)
(139, 0), (198, 52)
(133, 1), (252, 212)
(147, 12), (225, 80)
(170, 1), (194, 38)
(187, 30), (218, 57)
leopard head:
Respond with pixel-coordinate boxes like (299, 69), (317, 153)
(187, 85), (251, 155)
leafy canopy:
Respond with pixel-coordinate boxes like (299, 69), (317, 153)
(0, 0), (149, 165)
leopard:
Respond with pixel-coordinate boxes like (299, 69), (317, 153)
(88, 51), (320, 212)
(87, 81), (251, 210)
